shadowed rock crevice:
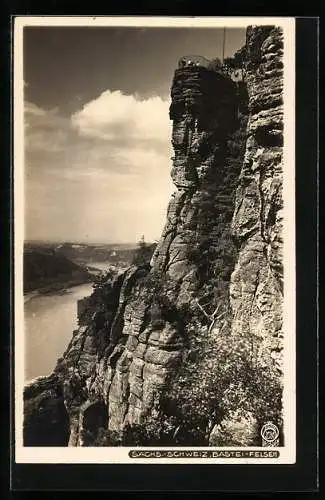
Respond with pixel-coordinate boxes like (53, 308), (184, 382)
(23, 374), (70, 446)
(23, 25), (284, 447)
(215, 25), (284, 445)
(80, 401), (108, 446)
(23, 64), (246, 445)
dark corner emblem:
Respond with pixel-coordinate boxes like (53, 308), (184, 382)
(261, 422), (280, 447)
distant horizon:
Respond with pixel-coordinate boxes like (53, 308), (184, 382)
(23, 24), (246, 243)
(24, 237), (158, 246)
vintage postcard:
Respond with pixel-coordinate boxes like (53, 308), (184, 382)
(14, 16), (296, 465)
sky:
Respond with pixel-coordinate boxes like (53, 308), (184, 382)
(23, 25), (246, 244)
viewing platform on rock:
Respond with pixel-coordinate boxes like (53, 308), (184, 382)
(178, 55), (225, 76)
(170, 59), (237, 127)
(178, 55), (212, 69)
(177, 55), (245, 83)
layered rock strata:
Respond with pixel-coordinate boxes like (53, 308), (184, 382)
(210, 25), (284, 445)
(23, 65), (242, 446)
(230, 26), (284, 368)
(23, 25), (284, 447)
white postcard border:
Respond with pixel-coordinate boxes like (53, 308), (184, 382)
(14, 15), (296, 465)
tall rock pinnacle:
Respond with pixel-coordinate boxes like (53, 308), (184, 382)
(23, 26), (284, 448)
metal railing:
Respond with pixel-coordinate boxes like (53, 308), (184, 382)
(177, 55), (245, 82)
(178, 55), (212, 69)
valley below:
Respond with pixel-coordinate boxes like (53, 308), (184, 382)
(24, 282), (94, 381)
(23, 25), (286, 448)
(23, 241), (156, 381)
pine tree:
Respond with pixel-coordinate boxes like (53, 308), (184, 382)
(132, 235), (152, 267)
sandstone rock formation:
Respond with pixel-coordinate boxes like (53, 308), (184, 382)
(23, 25), (284, 447)
(23, 374), (70, 446)
(231, 26), (284, 356)
(209, 25), (284, 445)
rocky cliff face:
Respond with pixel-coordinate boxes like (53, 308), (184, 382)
(231, 26), (284, 363)
(23, 25), (284, 447)
(210, 25), (284, 445)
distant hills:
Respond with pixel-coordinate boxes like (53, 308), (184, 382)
(23, 241), (157, 293)
(25, 241), (156, 265)
(24, 249), (92, 293)
(54, 242), (138, 265)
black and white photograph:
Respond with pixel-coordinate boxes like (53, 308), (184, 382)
(14, 16), (296, 464)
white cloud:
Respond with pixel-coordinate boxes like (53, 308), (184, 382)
(25, 101), (46, 116)
(25, 102), (71, 153)
(71, 90), (171, 144)
(24, 91), (174, 243)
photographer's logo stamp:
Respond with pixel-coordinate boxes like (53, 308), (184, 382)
(261, 422), (280, 447)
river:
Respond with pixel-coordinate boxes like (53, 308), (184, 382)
(86, 261), (114, 272)
(24, 282), (94, 382)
